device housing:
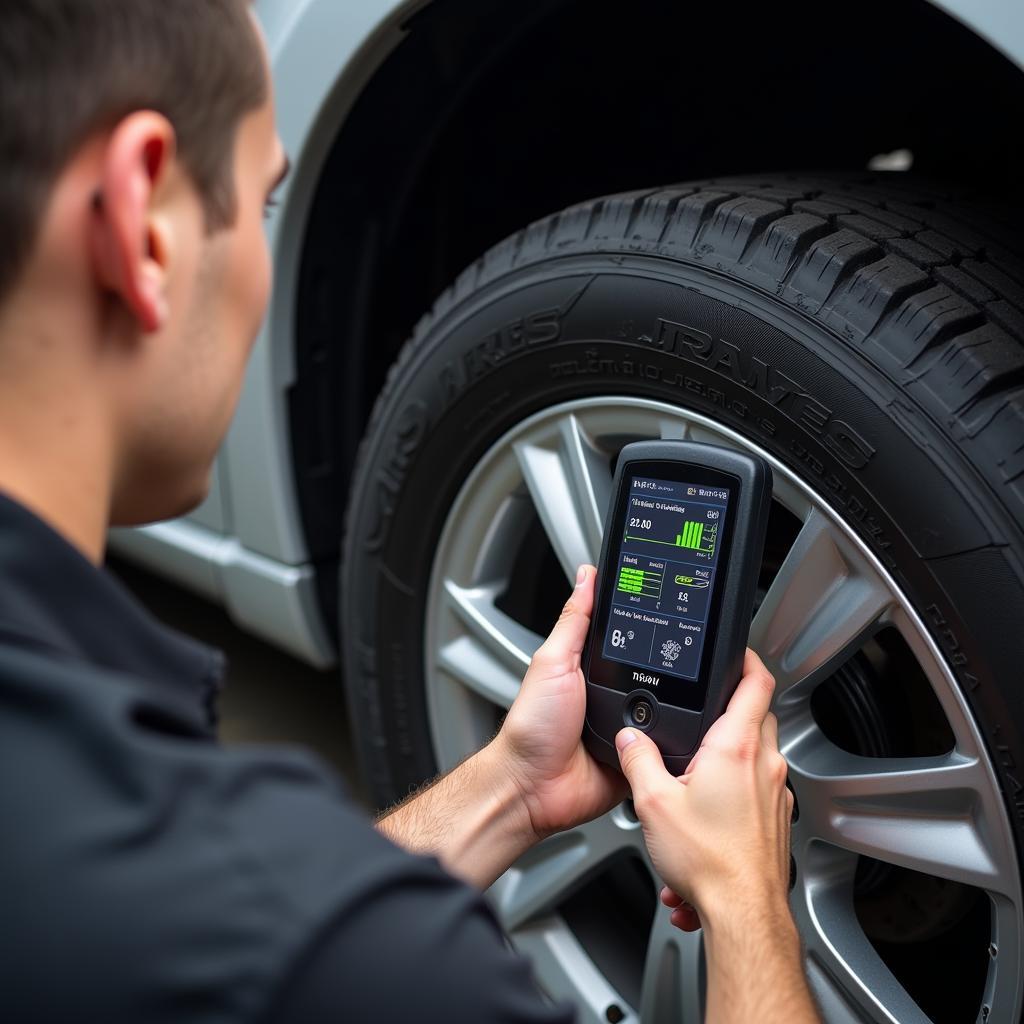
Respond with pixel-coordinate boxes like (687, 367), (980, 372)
(582, 441), (772, 774)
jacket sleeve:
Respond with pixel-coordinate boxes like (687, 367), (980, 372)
(268, 857), (575, 1024)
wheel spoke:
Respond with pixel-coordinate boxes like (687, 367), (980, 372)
(790, 735), (1012, 895)
(802, 927), (932, 1024)
(639, 909), (704, 1024)
(437, 578), (545, 710)
(750, 507), (893, 699)
(443, 580), (542, 676)
(513, 921), (633, 1024)
(494, 813), (643, 932)
(657, 416), (689, 441)
(794, 847), (932, 1024)
(686, 424), (732, 447)
(559, 413), (613, 552)
(437, 635), (523, 709)
(513, 414), (611, 582)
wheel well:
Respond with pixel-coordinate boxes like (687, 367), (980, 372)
(291, 0), (1024, 631)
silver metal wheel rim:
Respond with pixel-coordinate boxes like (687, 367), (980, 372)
(423, 396), (1023, 1024)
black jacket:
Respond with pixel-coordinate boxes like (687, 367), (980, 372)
(0, 493), (569, 1023)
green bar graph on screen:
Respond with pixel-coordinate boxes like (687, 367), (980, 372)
(616, 565), (663, 598)
(675, 521), (704, 550)
(623, 516), (717, 556)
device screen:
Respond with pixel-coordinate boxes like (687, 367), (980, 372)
(598, 471), (732, 695)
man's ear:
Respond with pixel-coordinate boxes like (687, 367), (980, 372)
(89, 112), (178, 334)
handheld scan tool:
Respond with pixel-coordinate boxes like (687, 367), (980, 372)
(582, 441), (772, 774)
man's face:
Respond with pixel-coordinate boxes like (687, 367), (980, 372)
(111, 24), (287, 526)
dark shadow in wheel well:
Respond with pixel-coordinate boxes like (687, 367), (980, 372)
(291, 0), (1024, 630)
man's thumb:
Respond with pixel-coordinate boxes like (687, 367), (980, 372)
(533, 566), (595, 668)
(615, 728), (667, 792)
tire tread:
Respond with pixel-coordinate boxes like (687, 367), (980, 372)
(351, 174), (1024, 545)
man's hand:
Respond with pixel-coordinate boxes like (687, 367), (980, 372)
(616, 649), (820, 1024)
(616, 649), (791, 920)
(378, 565), (624, 888)
(494, 565), (627, 839)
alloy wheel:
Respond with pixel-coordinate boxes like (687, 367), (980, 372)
(424, 396), (1022, 1023)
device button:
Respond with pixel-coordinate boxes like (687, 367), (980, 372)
(630, 698), (654, 729)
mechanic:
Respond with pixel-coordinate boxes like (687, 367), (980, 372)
(0, 3), (819, 1022)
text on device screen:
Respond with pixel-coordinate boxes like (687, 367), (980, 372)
(601, 475), (730, 681)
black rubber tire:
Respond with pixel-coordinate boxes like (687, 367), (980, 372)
(340, 174), (1024, 865)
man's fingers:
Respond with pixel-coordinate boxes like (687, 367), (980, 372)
(669, 904), (703, 932)
(661, 886), (684, 908)
(616, 727), (672, 799)
(576, 564), (597, 608)
(743, 646), (769, 679)
(532, 565), (596, 670)
(761, 711), (779, 750)
(714, 650), (776, 740)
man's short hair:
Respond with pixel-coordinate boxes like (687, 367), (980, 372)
(0, 0), (267, 303)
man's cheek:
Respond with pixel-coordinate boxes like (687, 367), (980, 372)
(235, 228), (271, 337)
(252, 234), (272, 314)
